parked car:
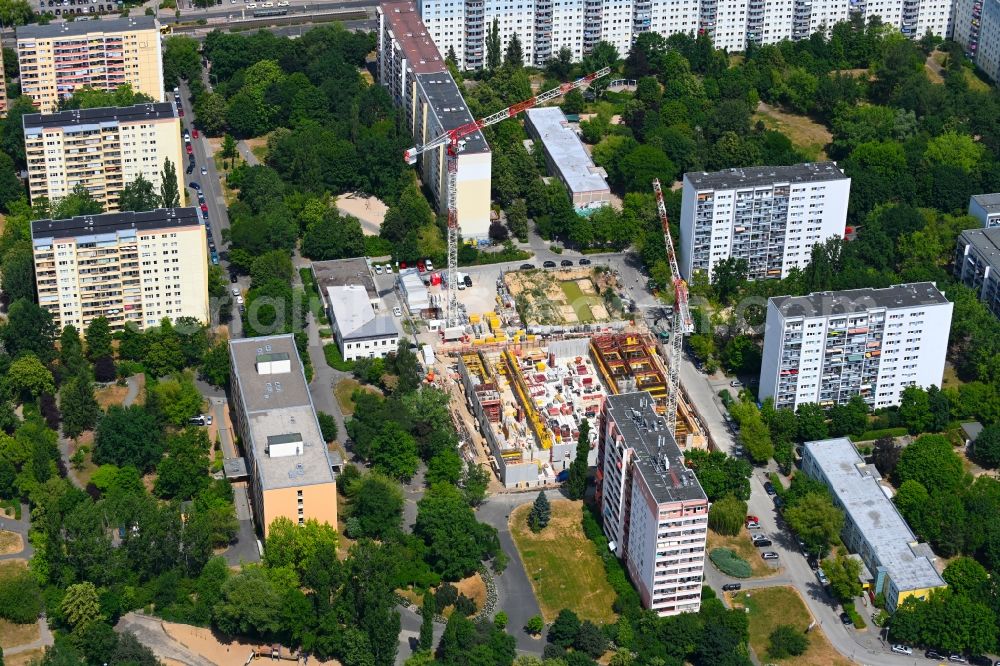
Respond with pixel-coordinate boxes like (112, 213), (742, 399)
(232, 287), (240, 296)
(425, 260), (434, 271)
(807, 555), (820, 570)
(761, 552), (779, 560)
(746, 520), (760, 529)
(926, 650), (945, 660)
(230, 273), (238, 284)
(186, 143), (193, 155)
(730, 379), (742, 387)
(393, 306), (402, 317)
(374, 264), (383, 274)
(189, 415), (206, 426)
(464, 275), (472, 287)
(840, 612), (852, 625)
(753, 538), (773, 548)
(200, 203), (208, 213)
(891, 645), (913, 656)
(201, 166), (207, 176)
(816, 569), (829, 585)
(745, 515), (759, 525)
(543, 260), (556, 268)
(384, 263), (392, 273)
(520, 263), (535, 270)
(236, 295), (244, 305)
(949, 655), (969, 664)
(764, 482), (777, 496)
(188, 181), (201, 190)
(417, 260), (426, 272)
(721, 583), (742, 591)
(179, 108), (184, 117)
(579, 258), (591, 265)
(560, 259), (573, 267)
(192, 129), (199, 139)
(186, 163), (195, 174)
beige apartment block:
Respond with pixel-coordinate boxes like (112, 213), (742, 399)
(229, 335), (339, 538)
(16, 17), (164, 114)
(0, 55), (7, 118)
(31, 207), (209, 332)
(24, 103), (184, 211)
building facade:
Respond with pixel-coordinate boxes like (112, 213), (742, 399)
(679, 162), (850, 283)
(597, 392), (708, 616)
(418, 0), (952, 69)
(758, 283), (952, 411)
(24, 103), (184, 211)
(0, 56), (7, 118)
(229, 335), (338, 538)
(31, 208), (209, 331)
(969, 193), (1000, 228)
(525, 107), (610, 212)
(801, 438), (946, 609)
(16, 17), (164, 114)
(377, 1), (492, 240)
(326, 285), (400, 361)
(954, 0), (1000, 82)
(955, 227), (1000, 319)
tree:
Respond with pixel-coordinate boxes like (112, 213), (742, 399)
(525, 615), (544, 635)
(684, 449), (752, 501)
(0, 571), (42, 623)
(160, 158), (180, 208)
(60, 374), (99, 439)
(894, 434), (965, 494)
(565, 420), (591, 499)
(0, 0), (32, 26)
(213, 565), (286, 637)
(221, 134), (238, 161)
(768, 625), (808, 659)
(971, 424), (1000, 469)
(352, 472), (404, 539)
(420, 591), (435, 652)
(117, 174), (160, 212)
(154, 427), (210, 500)
(829, 395), (869, 438)
(872, 436), (902, 476)
(783, 491), (844, 557)
(562, 88), (584, 115)
(59, 325), (87, 378)
(528, 491), (551, 532)
(199, 341), (230, 389)
(708, 495), (746, 536)
(415, 483), (499, 580)
(822, 553), (862, 602)
(426, 448), (463, 485)
(6, 354), (54, 400)
(3, 299), (57, 362)
(712, 257), (748, 304)
(93, 405), (163, 471)
(548, 608), (581, 648)
(61, 582), (103, 630)
(194, 93), (228, 135)
(462, 463), (490, 507)
(369, 421), (419, 481)
(574, 620), (607, 658)
(149, 373), (204, 427)
(795, 403), (829, 442)
(0, 247), (36, 304)
(162, 35), (201, 86)
(486, 19), (502, 70)
(317, 411), (338, 443)
(943, 557), (989, 598)
(84, 317), (113, 362)
(504, 32), (523, 67)
(264, 517), (339, 578)
(507, 199), (529, 241)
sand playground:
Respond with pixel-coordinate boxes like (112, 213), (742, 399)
(334, 194), (387, 236)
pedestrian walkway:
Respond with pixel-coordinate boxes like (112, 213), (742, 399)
(3, 617), (54, 656)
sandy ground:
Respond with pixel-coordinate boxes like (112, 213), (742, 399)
(162, 622), (343, 665)
(0, 530), (24, 555)
(334, 194), (388, 236)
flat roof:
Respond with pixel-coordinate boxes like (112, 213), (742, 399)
(24, 102), (177, 132)
(961, 227), (1000, 267)
(604, 392), (707, 504)
(327, 285), (396, 340)
(526, 107), (609, 195)
(803, 438), (946, 593)
(684, 161), (847, 191)
(17, 16), (158, 40)
(229, 335), (336, 491)
(971, 193), (1000, 215)
(379, 1), (446, 75)
(312, 257), (378, 301)
(31, 208), (201, 244)
(770, 282), (950, 318)
(414, 72), (489, 155)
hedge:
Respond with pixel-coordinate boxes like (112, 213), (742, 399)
(709, 548), (753, 578)
(582, 504), (642, 618)
(858, 427), (908, 442)
(323, 343), (355, 372)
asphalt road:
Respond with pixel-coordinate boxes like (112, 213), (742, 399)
(165, 0), (373, 21)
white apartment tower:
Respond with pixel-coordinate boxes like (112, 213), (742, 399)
(24, 103), (185, 212)
(679, 162), (850, 283)
(31, 208), (209, 331)
(418, 0), (953, 69)
(952, 0), (1000, 80)
(377, 1), (492, 240)
(758, 283), (953, 412)
(596, 392), (708, 617)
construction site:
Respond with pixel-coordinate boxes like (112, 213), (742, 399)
(456, 332), (706, 488)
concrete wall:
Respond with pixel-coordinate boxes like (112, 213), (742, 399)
(261, 482), (338, 538)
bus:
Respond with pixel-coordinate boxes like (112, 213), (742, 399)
(252, 7), (287, 16)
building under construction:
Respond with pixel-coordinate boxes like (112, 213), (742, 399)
(589, 333), (706, 449)
(458, 338), (607, 488)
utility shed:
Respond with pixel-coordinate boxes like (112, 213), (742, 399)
(525, 107), (610, 212)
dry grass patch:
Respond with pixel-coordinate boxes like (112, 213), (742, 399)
(753, 102), (831, 160)
(510, 499), (616, 625)
(334, 379), (362, 416)
(454, 573), (487, 611)
(707, 528), (781, 578)
(0, 530), (24, 556)
(6, 648), (45, 666)
(67, 432), (99, 488)
(95, 383), (129, 409)
(730, 586), (852, 666)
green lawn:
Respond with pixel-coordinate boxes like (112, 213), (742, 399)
(560, 280), (595, 322)
(730, 587), (852, 666)
(510, 499), (617, 624)
(334, 378), (361, 416)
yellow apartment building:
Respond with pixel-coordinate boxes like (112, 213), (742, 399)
(16, 17), (164, 113)
(229, 335), (338, 538)
(24, 102), (184, 211)
(31, 207), (209, 331)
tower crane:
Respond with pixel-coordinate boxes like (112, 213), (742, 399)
(653, 178), (694, 437)
(403, 67), (612, 329)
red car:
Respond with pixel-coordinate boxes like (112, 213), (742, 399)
(186, 144), (193, 155)
(400, 261), (407, 269)
(200, 203), (208, 213)
(745, 515), (759, 525)
(192, 129), (199, 139)
(179, 108), (184, 117)
(417, 260), (426, 273)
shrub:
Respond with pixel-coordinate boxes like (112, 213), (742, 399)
(768, 624), (808, 659)
(434, 583), (458, 612)
(708, 495), (746, 536)
(0, 572), (43, 623)
(454, 593), (477, 616)
(525, 615), (544, 635)
(316, 411), (338, 443)
(858, 427), (908, 441)
(709, 548), (752, 578)
(323, 343), (355, 371)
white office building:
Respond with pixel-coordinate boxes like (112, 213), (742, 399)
(525, 107), (610, 212)
(679, 162), (850, 283)
(758, 283), (952, 411)
(417, 0), (953, 69)
(954, 0), (1000, 82)
(327, 285), (399, 361)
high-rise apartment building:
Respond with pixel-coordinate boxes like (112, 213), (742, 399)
(24, 103), (184, 211)
(418, 0), (952, 69)
(377, 1), (492, 240)
(596, 392), (708, 617)
(954, 0), (1000, 81)
(0, 55), (7, 118)
(955, 227), (1000, 320)
(969, 193), (1000, 229)
(758, 283), (952, 411)
(16, 17), (164, 114)
(229, 335), (338, 538)
(31, 208), (209, 331)
(678, 162), (850, 283)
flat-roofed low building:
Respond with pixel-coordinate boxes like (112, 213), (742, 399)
(31, 208), (208, 331)
(801, 437), (946, 609)
(525, 107), (610, 213)
(327, 285), (399, 361)
(229, 335), (338, 538)
(956, 227), (1000, 320)
(24, 103), (184, 211)
(311, 257), (380, 311)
